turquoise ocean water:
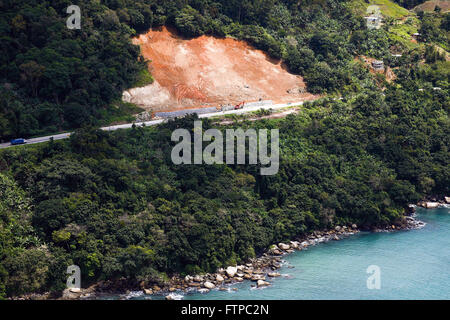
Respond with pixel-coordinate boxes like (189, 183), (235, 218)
(114, 207), (450, 300)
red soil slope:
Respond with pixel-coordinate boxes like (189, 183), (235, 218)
(123, 27), (315, 112)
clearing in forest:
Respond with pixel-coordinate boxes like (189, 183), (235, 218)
(123, 27), (315, 113)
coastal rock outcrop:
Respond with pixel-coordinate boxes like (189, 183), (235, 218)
(278, 243), (290, 250)
(251, 275), (266, 281)
(418, 201), (443, 209)
(268, 272), (281, 277)
(143, 288), (153, 295)
(257, 280), (270, 288)
(203, 282), (215, 289)
(78, 217), (429, 300)
(289, 241), (300, 249)
(226, 266), (237, 278)
(425, 202), (440, 209)
(62, 289), (81, 300)
(216, 274), (224, 282)
(193, 275), (204, 282)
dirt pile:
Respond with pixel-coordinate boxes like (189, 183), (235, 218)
(123, 27), (315, 112)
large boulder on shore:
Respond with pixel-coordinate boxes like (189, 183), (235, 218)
(251, 275), (266, 281)
(216, 274), (224, 282)
(445, 197), (450, 204)
(62, 288), (81, 300)
(257, 280), (270, 288)
(203, 281), (215, 289)
(226, 266), (237, 278)
(268, 272), (281, 277)
(193, 275), (204, 282)
(289, 241), (300, 249)
(425, 202), (440, 209)
(143, 288), (153, 295)
(278, 243), (290, 250)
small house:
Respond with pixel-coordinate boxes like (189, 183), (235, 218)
(372, 60), (385, 72)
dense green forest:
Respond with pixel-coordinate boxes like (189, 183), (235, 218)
(0, 0), (448, 299)
(1, 60), (448, 297)
(2, 0), (447, 141)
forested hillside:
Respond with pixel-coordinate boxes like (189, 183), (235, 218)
(1, 59), (448, 298)
(0, 0), (448, 299)
(2, 0), (444, 141)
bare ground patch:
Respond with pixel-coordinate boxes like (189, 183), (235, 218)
(123, 27), (316, 113)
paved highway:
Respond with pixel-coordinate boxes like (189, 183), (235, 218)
(0, 100), (305, 149)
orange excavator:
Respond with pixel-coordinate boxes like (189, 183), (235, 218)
(234, 101), (246, 110)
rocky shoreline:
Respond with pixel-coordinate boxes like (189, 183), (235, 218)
(14, 200), (447, 301)
(69, 226), (362, 300)
(158, 216), (427, 300)
(161, 225), (362, 299)
(416, 196), (450, 209)
(57, 212), (429, 301)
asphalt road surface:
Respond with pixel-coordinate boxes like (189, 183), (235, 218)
(0, 101), (304, 149)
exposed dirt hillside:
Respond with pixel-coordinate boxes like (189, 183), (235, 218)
(123, 27), (315, 112)
(413, 1), (450, 13)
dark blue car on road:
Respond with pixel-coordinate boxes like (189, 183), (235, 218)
(10, 138), (27, 145)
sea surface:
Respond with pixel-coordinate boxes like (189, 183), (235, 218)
(113, 207), (450, 300)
